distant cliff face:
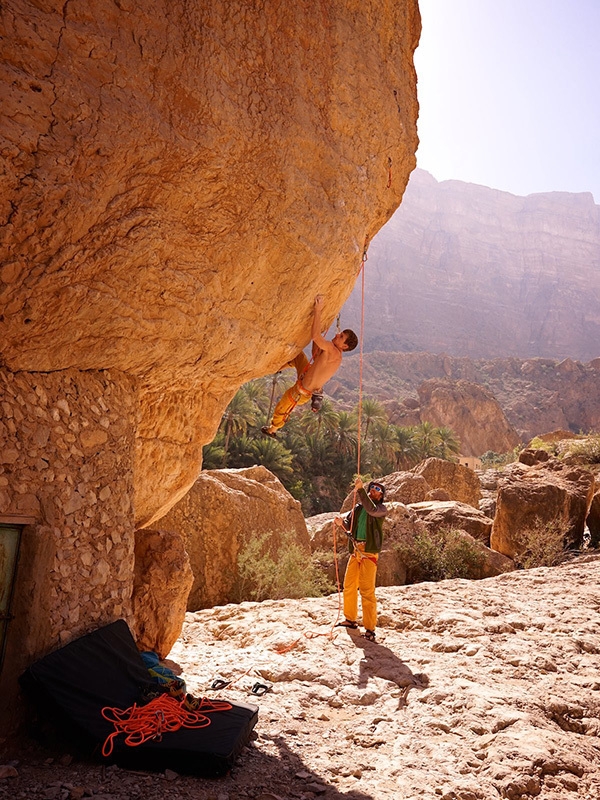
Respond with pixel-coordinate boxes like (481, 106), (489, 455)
(343, 169), (600, 361)
(0, 0), (420, 525)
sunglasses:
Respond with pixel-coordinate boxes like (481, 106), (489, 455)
(370, 484), (384, 493)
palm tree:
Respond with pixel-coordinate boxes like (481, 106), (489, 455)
(249, 437), (294, 479)
(302, 433), (335, 474)
(358, 397), (387, 441)
(414, 421), (438, 461)
(332, 411), (358, 458)
(298, 399), (339, 437)
(221, 390), (258, 460)
(435, 426), (461, 460)
(394, 426), (419, 469)
(227, 434), (255, 468)
(370, 421), (398, 474)
(242, 379), (269, 416)
(202, 433), (226, 470)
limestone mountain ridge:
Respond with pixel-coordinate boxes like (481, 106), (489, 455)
(342, 168), (600, 362)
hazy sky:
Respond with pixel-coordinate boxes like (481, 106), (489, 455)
(415, 0), (600, 202)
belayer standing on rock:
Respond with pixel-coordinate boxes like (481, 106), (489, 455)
(261, 294), (358, 437)
(334, 477), (387, 642)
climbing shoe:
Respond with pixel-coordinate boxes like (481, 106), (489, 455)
(261, 426), (277, 438)
(311, 393), (323, 413)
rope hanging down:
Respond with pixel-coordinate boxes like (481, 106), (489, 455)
(306, 240), (370, 639)
(355, 243), (367, 480)
(329, 241), (368, 629)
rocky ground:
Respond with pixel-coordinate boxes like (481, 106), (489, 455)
(2, 554), (600, 800)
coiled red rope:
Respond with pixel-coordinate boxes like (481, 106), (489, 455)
(101, 694), (232, 757)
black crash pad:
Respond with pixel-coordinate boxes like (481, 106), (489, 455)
(20, 619), (258, 777)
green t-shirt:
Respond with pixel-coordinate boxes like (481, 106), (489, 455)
(356, 507), (367, 541)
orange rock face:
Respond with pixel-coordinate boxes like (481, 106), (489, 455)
(131, 528), (194, 658)
(156, 465), (310, 610)
(0, 0), (420, 525)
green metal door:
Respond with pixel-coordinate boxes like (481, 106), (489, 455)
(0, 524), (23, 673)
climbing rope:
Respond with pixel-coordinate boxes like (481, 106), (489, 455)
(310, 241), (370, 645)
(356, 243), (367, 479)
(264, 243), (370, 648)
(101, 693), (232, 757)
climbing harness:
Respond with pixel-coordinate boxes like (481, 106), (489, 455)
(101, 693), (232, 757)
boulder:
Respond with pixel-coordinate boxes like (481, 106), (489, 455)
(412, 458), (482, 508)
(531, 430), (583, 445)
(426, 488), (451, 501)
(155, 466), (310, 610)
(387, 504), (511, 583)
(306, 512), (338, 553)
(416, 379), (520, 457)
(375, 503), (427, 587)
(324, 500), (511, 587)
(518, 448), (550, 466)
(440, 530), (515, 580)
(407, 500), (493, 545)
(587, 490), (600, 549)
(340, 470), (431, 513)
(479, 496), (497, 520)
(491, 459), (596, 558)
(384, 471), (433, 504)
(130, 529), (194, 658)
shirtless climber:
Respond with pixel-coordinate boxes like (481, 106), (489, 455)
(261, 295), (358, 437)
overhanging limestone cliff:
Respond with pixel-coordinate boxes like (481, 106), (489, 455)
(0, 0), (420, 525)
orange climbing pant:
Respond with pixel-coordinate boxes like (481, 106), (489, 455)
(270, 353), (312, 430)
(342, 544), (379, 632)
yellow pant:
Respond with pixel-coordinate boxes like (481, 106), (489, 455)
(270, 353), (312, 430)
(342, 545), (379, 632)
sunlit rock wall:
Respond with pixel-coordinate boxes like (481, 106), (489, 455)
(0, 0), (420, 526)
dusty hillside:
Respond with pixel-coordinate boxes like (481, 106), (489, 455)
(334, 351), (600, 442)
(342, 168), (600, 361)
(3, 555), (600, 799)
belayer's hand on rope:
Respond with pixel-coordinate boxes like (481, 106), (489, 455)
(333, 515), (357, 544)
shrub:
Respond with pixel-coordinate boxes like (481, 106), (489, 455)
(565, 434), (600, 464)
(512, 518), (568, 569)
(527, 437), (558, 455)
(236, 531), (333, 602)
(480, 446), (522, 468)
(395, 527), (485, 583)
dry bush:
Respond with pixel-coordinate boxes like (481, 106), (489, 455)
(565, 434), (600, 464)
(236, 531), (333, 601)
(395, 527), (484, 583)
(512, 518), (569, 569)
